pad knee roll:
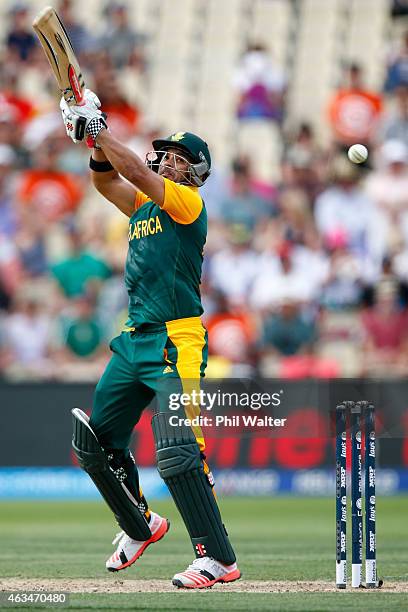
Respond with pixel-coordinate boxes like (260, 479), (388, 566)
(72, 408), (151, 541)
(152, 412), (236, 564)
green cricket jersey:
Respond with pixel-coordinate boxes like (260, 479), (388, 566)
(124, 177), (207, 328)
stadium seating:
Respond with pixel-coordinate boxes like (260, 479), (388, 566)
(0, 0), (392, 176)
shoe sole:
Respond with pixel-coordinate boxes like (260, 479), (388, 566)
(172, 568), (241, 589)
(107, 518), (170, 572)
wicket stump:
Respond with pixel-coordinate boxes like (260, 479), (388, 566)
(335, 401), (378, 588)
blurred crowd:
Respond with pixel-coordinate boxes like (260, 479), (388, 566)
(1, 0), (408, 381)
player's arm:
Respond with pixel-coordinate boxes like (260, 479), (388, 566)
(90, 148), (136, 218)
(59, 93), (138, 218)
(96, 130), (202, 223)
(96, 129), (165, 206)
(61, 97), (201, 221)
(60, 92), (166, 211)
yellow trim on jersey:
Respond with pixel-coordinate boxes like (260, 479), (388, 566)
(162, 177), (203, 224)
(165, 316), (206, 451)
(134, 179), (203, 224)
(135, 191), (150, 210)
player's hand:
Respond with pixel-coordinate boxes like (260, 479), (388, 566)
(60, 96), (85, 143)
(60, 88), (107, 147)
(73, 88), (107, 147)
(82, 88), (102, 110)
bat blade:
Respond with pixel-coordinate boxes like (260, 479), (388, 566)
(33, 6), (85, 105)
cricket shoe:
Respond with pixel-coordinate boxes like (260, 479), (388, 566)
(172, 556), (241, 589)
(106, 511), (169, 572)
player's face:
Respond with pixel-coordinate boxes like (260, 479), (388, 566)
(158, 147), (191, 183)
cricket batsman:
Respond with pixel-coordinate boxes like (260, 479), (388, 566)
(59, 89), (240, 588)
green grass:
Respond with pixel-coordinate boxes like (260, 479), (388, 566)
(0, 497), (407, 610)
(67, 592), (408, 611)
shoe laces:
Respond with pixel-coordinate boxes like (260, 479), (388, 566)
(187, 557), (221, 575)
(112, 531), (124, 546)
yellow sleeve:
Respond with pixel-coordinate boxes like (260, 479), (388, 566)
(135, 191), (150, 210)
(161, 177), (203, 224)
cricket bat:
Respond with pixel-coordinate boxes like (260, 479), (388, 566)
(32, 6), (85, 106)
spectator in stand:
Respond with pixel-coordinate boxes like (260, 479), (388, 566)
(198, 164), (230, 222)
(392, 0), (408, 18)
(14, 210), (48, 278)
(233, 42), (286, 122)
(321, 239), (364, 309)
(52, 295), (108, 381)
(0, 68), (33, 169)
(361, 281), (408, 376)
(96, 268), (128, 339)
(314, 156), (373, 256)
(58, 0), (94, 57)
(51, 228), (111, 299)
(6, 3), (37, 65)
(380, 85), (408, 147)
(204, 291), (258, 376)
(0, 275), (10, 311)
(233, 154), (278, 201)
(0, 68), (33, 127)
(285, 122), (318, 157)
(0, 100), (30, 170)
(283, 122), (324, 173)
(281, 152), (322, 211)
(94, 221), (129, 338)
(17, 137), (84, 222)
(259, 298), (339, 379)
(209, 224), (259, 305)
(219, 156), (276, 230)
(261, 299), (316, 357)
(0, 145), (18, 238)
(0, 98), (19, 146)
(57, 296), (105, 359)
(393, 243), (408, 288)
(0, 233), (23, 299)
(278, 188), (314, 245)
(363, 254), (408, 308)
(0, 292), (53, 379)
(365, 139), (408, 252)
(282, 122), (325, 206)
(384, 31), (408, 93)
(251, 242), (322, 309)
(327, 63), (383, 148)
(93, 66), (140, 142)
(0, 144), (22, 299)
(99, 3), (146, 71)
(293, 231), (330, 291)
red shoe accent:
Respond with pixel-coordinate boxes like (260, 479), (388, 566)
(221, 568), (241, 583)
(174, 568), (241, 589)
(183, 571), (207, 585)
(108, 517), (170, 572)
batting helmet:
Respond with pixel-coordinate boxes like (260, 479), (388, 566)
(147, 131), (211, 187)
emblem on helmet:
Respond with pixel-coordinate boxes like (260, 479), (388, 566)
(170, 132), (186, 142)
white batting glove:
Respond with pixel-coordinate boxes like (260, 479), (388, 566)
(83, 88), (102, 110)
(60, 88), (107, 147)
(60, 96), (83, 143)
